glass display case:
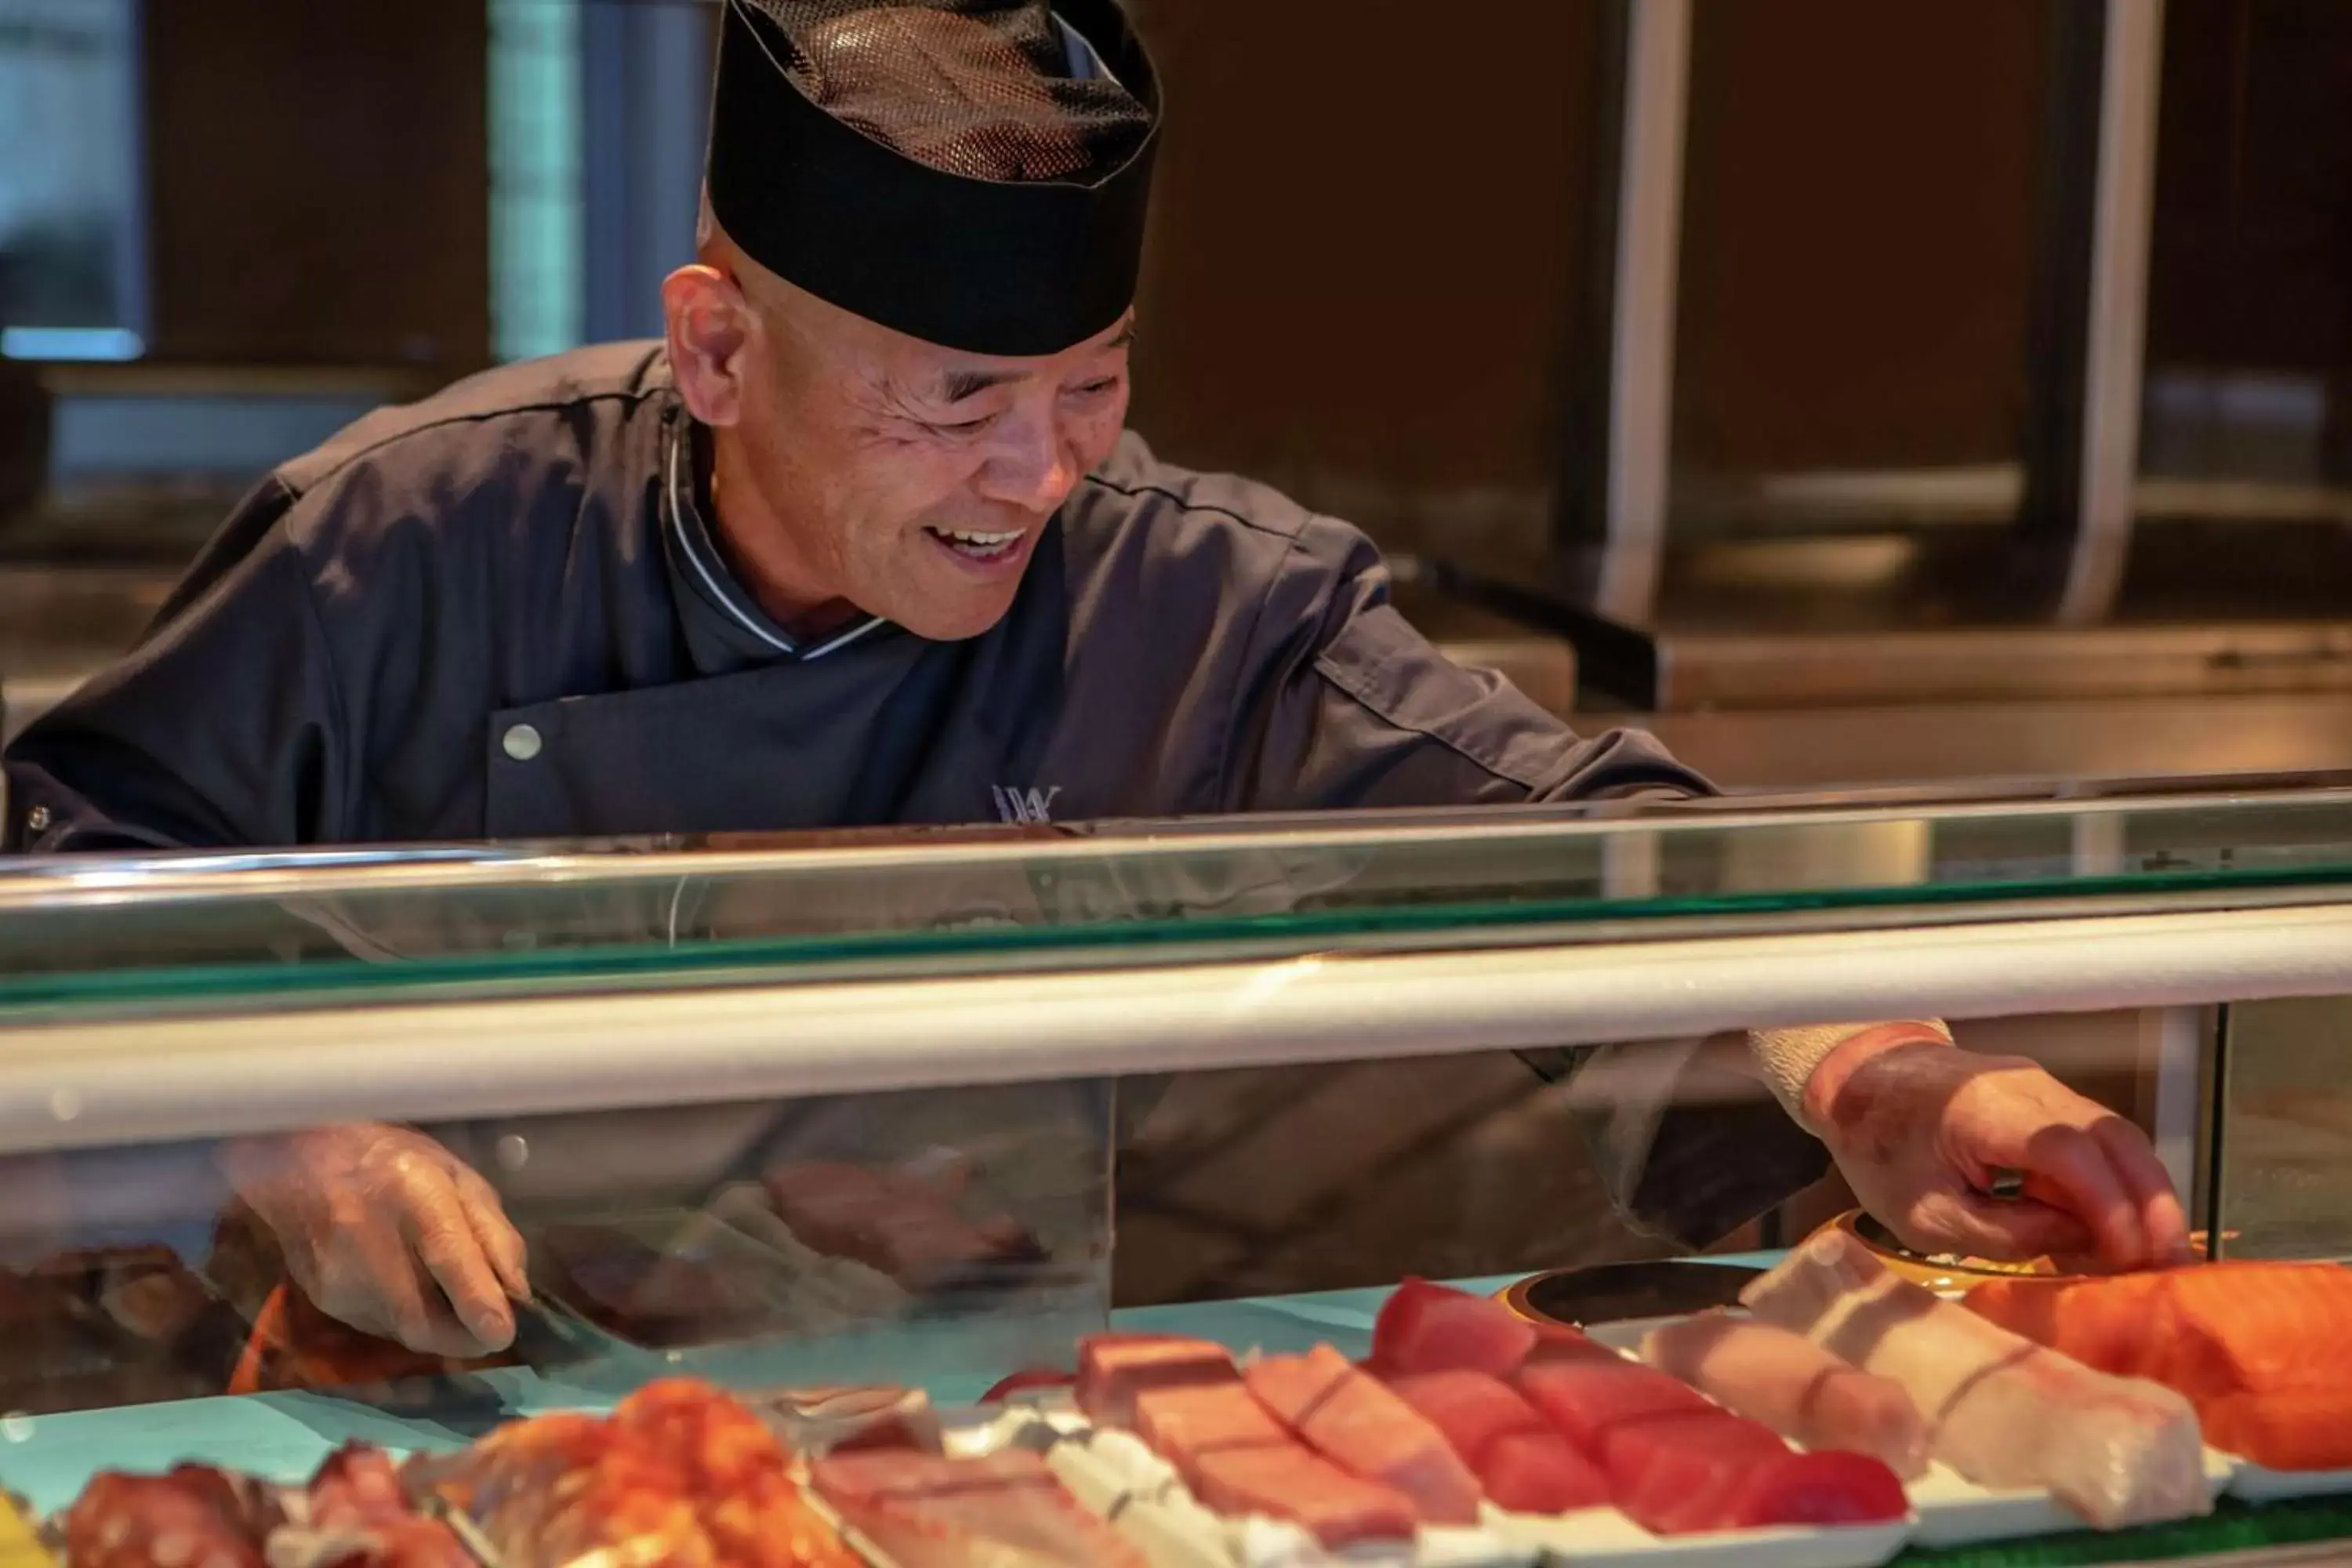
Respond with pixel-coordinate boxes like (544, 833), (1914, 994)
(4, 784), (2352, 1566)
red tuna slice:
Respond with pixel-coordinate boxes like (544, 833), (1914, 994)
(1479, 1429), (1613, 1514)
(1191, 1444), (1419, 1548)
(1247, 1345), (1483, 1524)
(1374, 1278), (1539, 1377)
(1385, 1369), (1550, 1466)
(1136, 1384), (1292, 1487)
(1601, 1413), (1788, 1537)
(1526, 1322), (1622, 1365)
(1519, 1356), (1715, 1457)
(1076, 1334), (1237, 1427)
(1718, 1450), (1909, 1530)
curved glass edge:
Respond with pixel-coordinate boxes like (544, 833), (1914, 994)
(5, 786), (2352, 1018)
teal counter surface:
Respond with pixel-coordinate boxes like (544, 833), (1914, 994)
(0, 1269), (1639, 1514)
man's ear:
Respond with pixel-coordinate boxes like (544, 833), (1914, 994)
(662, 265), (752, 427)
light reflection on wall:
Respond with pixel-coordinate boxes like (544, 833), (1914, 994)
(489, 0), (585, 362)
(0, 0), (142, 359)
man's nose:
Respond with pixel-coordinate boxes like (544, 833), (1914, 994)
(977, 414), (1081, 514)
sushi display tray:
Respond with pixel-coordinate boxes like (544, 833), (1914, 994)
(1582, 1311), (2325, 1534)
(935, 1396), (1916, 1568)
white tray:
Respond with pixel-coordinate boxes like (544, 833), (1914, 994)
(2230, 1461), (2352, 1503)
(1490, 1509), (1907, 1568)
(1904, 1451), (2236, 1549)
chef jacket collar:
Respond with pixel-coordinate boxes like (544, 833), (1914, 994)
(661, 408), (890, 674)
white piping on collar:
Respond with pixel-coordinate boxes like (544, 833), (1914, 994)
(666, 419), (797, 656)
(803, 615), (889, 662)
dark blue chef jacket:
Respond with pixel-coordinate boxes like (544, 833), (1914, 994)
(4, 343), (1700, 850)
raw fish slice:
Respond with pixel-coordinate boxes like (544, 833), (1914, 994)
(1076, 1335), (1238, 1427)
(1715, 1450), (1909, 1530)
(1189, 1444), (1419, 1548)
(841, 1486), (1145, 1568)
(1600, 1413), (1788, 1536)
(1744, 1229), (2208, 1529)
(762, 1385), (942, 1454)
(2203, 1385), (2352, 1472)
(811, 1449), (1051, 1508)
(1641, 1311), (1929, 1478)
(811, 1449), (1144, 1567)
(1526, 1322), (1621, 1365)
(1517, 1356), (1714, 1457)
(1135, 1385), (1292, 1488)
(1479, 1429), (1611, 1514)
(1374, 1278), (1538, 1377)
(1970, 1264), (2352, 1470)
(1247, 1345), (1483, 1524)
(1968, 1261), (2352, 1468)
(1385, 1369), (1551, 1465)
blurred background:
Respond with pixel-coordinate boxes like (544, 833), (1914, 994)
(5, 0), (2352, 790)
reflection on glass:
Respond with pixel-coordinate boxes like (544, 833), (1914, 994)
(0, 0), (142, 361)
(0, 1081), (1111, 1420)
(2216, 996), (2352, 1261)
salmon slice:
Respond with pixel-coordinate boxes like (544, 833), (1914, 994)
(1968, 1262), (2352, 1470)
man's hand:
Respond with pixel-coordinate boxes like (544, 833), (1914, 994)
(1803, 1030), (2195, 1272)
(217, 1123), (530, 1356)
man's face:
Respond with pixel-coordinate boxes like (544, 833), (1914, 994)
(667, 263), (1132, 643)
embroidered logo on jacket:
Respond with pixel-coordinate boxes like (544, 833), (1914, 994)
(991, 784), (1062, 826)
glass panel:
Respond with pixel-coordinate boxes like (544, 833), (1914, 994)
(0, 0), (143, 363)
(6, 789), (2352, 1017)
(1670, 0), (2060, 538)
(0, 1004), (2250, 1551)
(2215, 995), (2352, 1261)
(0, 1077), (1110, 1443)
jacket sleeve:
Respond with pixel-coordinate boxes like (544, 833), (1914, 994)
(4, 477), (355, 851)
(1219, 517), (1833, 1247)
(1220, 519), (1708, 813)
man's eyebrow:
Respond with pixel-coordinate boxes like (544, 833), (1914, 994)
(936, 366), (1022, 405)
(928, 325), (1136, 404)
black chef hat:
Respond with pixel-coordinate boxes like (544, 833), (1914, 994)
(706, 0), (1160, 358)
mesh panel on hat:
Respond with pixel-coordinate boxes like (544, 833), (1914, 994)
(739, 0), (1152, 183)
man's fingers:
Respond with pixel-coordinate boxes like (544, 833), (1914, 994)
(2009, 1122), (2146, 1270)
(404, 1180), (516, 1356)
(2091, 1117), (2195, 1265)
(339, 1221), (456, 1353)
(1904, 1188), (2095, 1262)
(451, 1163), (532, 1304)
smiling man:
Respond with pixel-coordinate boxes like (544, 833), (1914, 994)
(2, 0), (2190, 1356)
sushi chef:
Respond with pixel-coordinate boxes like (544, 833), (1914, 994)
(2, 0), (2191, 1356)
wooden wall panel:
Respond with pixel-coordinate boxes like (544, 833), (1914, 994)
(142, 0), (491, 372)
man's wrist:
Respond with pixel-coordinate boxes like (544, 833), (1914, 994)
(1795, 1022), (1955, 1132)
(1745, 1020), (1951, 1134)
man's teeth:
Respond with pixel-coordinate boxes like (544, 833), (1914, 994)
(938, 528), (1020, 545)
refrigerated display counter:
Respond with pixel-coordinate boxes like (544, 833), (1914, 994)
(5, 786), (2352, 1566)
